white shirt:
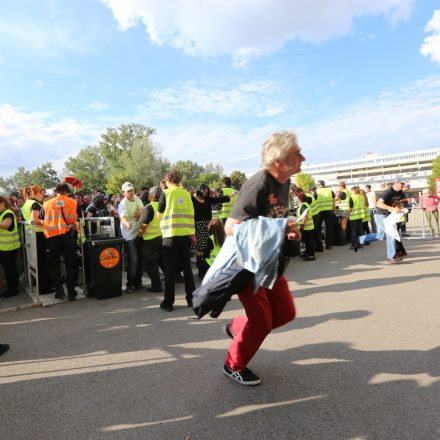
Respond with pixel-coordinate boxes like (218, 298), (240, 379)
(117, 195), (144, 240)
(366, 190), (376, 209)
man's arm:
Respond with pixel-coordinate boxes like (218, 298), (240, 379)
(376, 198), (401, 214)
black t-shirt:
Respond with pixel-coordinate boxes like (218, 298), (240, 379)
(376, 188), (405, 216)
(192, 195), (230, 222)
(140, 204), (154, 225)
(231, 170), (290, 220)
(230, 170), (292, 276)
(2, 212), (15, 232)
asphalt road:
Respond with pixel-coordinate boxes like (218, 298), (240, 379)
(1, 238), (439, 440)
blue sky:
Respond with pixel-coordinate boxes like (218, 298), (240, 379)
(1, 0), (440, 177)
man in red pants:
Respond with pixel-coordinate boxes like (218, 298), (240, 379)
(223, 130), (305, 385)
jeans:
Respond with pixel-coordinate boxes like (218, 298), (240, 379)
(369, 209), (377, 233)
(225, 275), (296, 372)
(359, 214), (396, 259)
(124, 237), (144, 287)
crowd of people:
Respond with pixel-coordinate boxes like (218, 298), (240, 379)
(1, 130), (440, 383)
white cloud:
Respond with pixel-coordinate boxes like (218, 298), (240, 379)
(102, 0), (414, 63)
(299, 76), (440, 164)
(0, 104), (100, 177)
(138, 80), (285, 119)
(34, 80), (44, 87)
(86, 101), (110, 111)
(420, 10), (440, 64)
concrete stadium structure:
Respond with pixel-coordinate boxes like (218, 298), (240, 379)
(302, 148), (440, 192)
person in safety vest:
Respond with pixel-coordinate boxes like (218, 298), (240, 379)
(315, 180), (335, 249)
(0, 196), (21, 298)
(335, 181), (351, 239)
(296, 191), (315, 261)
(220, 177), (238, 225)
(306, 185), (323, 252)
(204, 218), (225, 267)
(21, 185), (51, 294)
(42, 182), (79, 300)
(118, 182), (144, 293)
(139, 186), (163, 293)
(221, 130), (303, 386)
(360, 189), (371, 235)
(348, 186), (364, 252)
(157, 169), (196, 312)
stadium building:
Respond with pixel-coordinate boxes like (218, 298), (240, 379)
(301, 148), (440, 192)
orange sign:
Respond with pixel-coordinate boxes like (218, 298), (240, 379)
(99, 247), (120, 269)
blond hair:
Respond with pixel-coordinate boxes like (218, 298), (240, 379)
(261, 130), (298, 169)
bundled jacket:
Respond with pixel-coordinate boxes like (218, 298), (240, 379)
(192, 216), (288, 319)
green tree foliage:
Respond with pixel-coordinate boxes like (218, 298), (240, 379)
(0, 163), (58, 194)
(64, 146), (108, 193)
(100, 124), (156, 169)
(106, 171), (132, 195)
(195, 172), (222, 189)
(229, 170), (247, 190)
(295, 172), (315, 191)
(172, 160), (205, 187)
(427, 155), (440, 192)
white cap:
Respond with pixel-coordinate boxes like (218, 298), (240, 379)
(121, 182), (134, 192)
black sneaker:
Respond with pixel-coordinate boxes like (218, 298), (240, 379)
(223, 365), (261, 386)
(0, 344), (10, 356)
(54, 285), (66, 299)
(68, 288), (78, 301)
(160, 302), (173, 312)
(126, 285), (135, 293)
(222, 323), (235, 339)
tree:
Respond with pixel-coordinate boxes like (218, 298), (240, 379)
(64, 145), (108, 192)
(195, 172), (222, 189)
(295, 172), (315, 191)
(100, 124), (156, 169)
(229, 170), (247, 190)
(204, 162), (224, 176)
(427, 155), (440, 192)
(31, 162), (59, 189)
(0, 167), (33, 194)
(172, 160), (204, 187)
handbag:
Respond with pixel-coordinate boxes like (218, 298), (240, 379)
(61, 207), (78, 239)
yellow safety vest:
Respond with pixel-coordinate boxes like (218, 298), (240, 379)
(205, 237), (221, 266)
(0, 209), (21, 251)
(297, 202), (314, 231)
(160, 188), (195, 238)
(143, 201), (162, 240)
(220, 187), (236, 219)
(349, 194), (364, 220)
(21, 199), (44, 232)
(76, 210), (86, 244)
(305, 193), (319, 217)
(316, 187), (334, 212)
(339, 189), (352, 211)
(361, 198), (371, 222)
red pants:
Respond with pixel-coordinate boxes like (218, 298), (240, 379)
(225, 275), (296, 372)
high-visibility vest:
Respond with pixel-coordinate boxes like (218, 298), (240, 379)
(220, 187), (236, 219)
(43, 195), (78, 238)
(361, 198), (371, 222)
(21, 199), (44, 232)
(205, 237), (221, 266)
(349, 194), (364, 220)
(297, 202), (314, 231)
(339, 189), (352, 211)
(76, 210), (86, 244)
(0, 209), (21, 251)
(160, 187), (195, 238)
(316, 187), (334, 212)
(305, 192), (319, 217)
(143, 201), (162, 241)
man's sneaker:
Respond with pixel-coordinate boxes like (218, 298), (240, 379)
(223, 365), (261, 386)
(223, 323), (235, 339)
(396, 251), (407, 259)
(160, 302), (173, 312)
(0, 344), (10, 356)
(54, 285), (66, 299)
(67, 288), (78, 301)
(387, 258), (397, 264)
(125, 285), (135, 293)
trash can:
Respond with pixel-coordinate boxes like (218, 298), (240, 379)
(86, 238), (123, 299)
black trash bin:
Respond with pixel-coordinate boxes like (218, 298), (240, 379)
(86, 238), (123, 299)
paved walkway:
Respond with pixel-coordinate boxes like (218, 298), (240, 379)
(0, 238), (439, 439)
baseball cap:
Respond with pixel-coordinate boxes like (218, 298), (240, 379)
(394, 176), (405, 184)
(121, 182), (134, 192)
(149, 186), (162, 195)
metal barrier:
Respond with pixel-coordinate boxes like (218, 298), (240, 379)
(407, 207), (437, 238)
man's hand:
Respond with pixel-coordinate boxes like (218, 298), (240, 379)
(286, 219), (301, 240)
